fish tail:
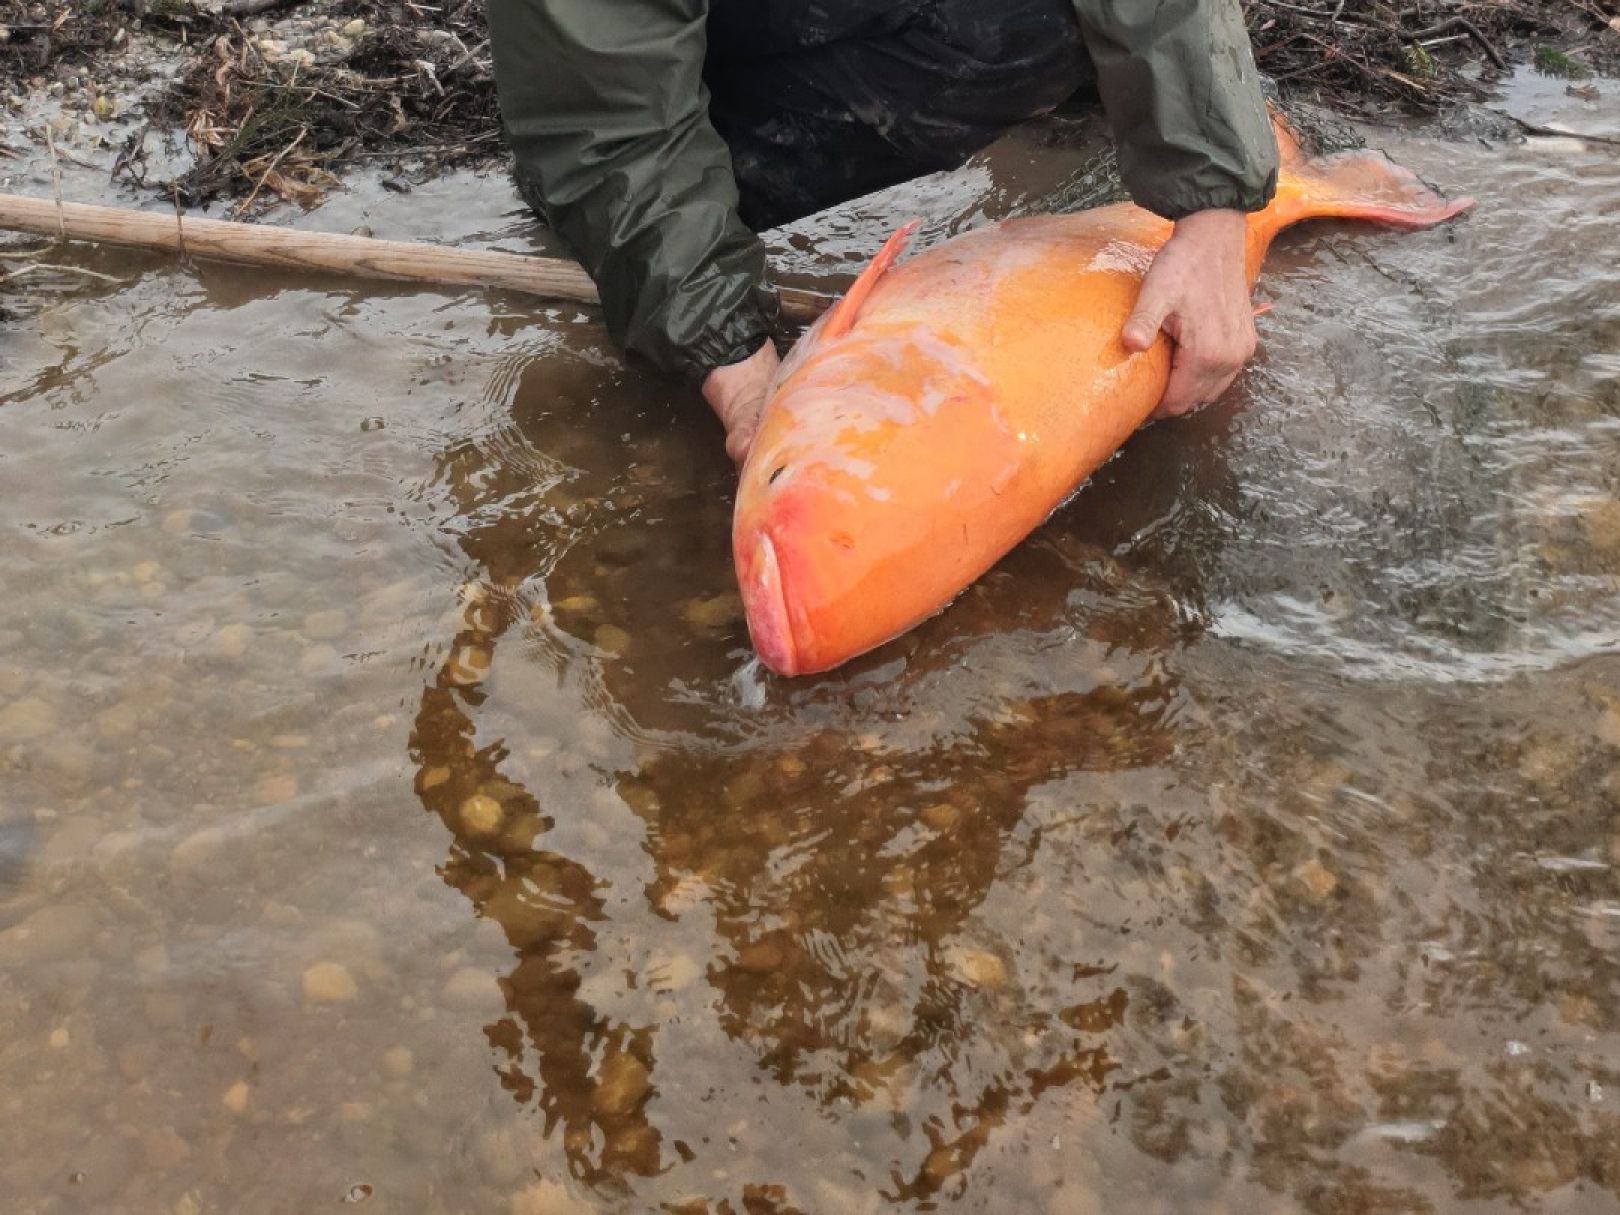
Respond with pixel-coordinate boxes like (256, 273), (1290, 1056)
(1268, 110), (1475, 230)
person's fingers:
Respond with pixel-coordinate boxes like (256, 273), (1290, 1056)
(726, 416), (758, 467)
(1152, 345), (1206, 419)
(1150, 338), (1238, 420)
(1121, 280), (1173, 352)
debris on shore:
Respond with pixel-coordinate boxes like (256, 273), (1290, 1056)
(1, 0), (1615, 214)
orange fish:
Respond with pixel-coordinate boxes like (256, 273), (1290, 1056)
(733, 117), (1472, 676)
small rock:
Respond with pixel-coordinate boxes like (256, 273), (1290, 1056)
(458, 793), (503, 837)
(49, 1027), (70, 1049)
(132, 560), (161, 583)
(302, 962), (359, 1005)
(382, 1046), (414, 1077)
(593, 624), (632, 657)
(0, 902), (99, 966)
(945, 946), (1006, 990)
(510, 1180), (594, 1215)
(222, 1082), (250, 1114)
(442, 966), (499, 1010)
(590, 1051), (651, 1119)
(142, 1127), (190, 1169)
(254, 773), (298, 804)
(298, 644), (340, 676)
(170, 827), (226, 873)
(920, 802), (960, 831)
(94, 702), (140, 737)
(1596, 709), (1620, 749)
(0, 697), (57, 740)
(1294, 856), (1339, 901)
(736, 935), (787, 973)
(680, 593), (742, 632)
(209, 624), (251, 659)
(1519, 737), (1578, 786)
(341, 17), (366, 38)
(1580, 497), (1620, 551)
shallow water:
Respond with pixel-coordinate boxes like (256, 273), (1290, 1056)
(3, 79), (1619, 1215)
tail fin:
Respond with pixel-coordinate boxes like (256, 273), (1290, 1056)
(1270, 109), (1474, 230)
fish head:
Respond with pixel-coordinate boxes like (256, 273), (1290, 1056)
(732, 333), (1017, 677)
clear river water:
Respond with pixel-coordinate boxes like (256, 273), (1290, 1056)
(2, 74), (1618, 1215)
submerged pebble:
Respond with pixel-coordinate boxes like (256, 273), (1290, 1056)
(302, 962), (359, 1005)
(593, 624), (632, 657)
(458, 794), (504, 837)
(510, 1181), (594, 1215)
(680, 593), (743, 632)
(945, 946), (1007, 990)
(210, 623), (252, 659)
(0, 697), (57, 741)
(1293, 857), (1339, 901)
(1580, 497), (1620, 551)
(441, 967), (500, 1010)
(591, 1052), (651, 1119)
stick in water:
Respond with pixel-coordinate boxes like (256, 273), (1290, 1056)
(0, 192), (833, 323)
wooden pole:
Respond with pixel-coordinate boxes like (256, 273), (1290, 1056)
(0, 192), (833, 324)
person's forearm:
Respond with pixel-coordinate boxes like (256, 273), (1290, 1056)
(1071, 0), (1277, 219)
(488, 0), (771, 381)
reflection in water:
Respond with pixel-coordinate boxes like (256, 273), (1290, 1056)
(403, 308), (1620, 1211)
(5, 90), (1620, 1215)
(406, 346), (1218, 1203)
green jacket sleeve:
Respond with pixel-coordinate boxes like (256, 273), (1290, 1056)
(1072, 0), (1278, 219)
(487, 0), (772, 382)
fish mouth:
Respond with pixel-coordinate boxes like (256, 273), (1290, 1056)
(737, 528), (800, 676)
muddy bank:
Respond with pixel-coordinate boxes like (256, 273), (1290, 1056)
(2, 0), (1614, 214)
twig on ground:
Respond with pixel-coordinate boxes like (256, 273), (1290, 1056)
(1402, 16), (1509, 69)
(232, 124), (307, 216)
(3, 261), (128, 284)
(1487, 110), (1620, 147)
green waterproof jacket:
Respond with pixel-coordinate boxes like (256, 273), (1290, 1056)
(488, 0), (1277, 383)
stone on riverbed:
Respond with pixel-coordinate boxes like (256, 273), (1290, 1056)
(0, 697), (57, 741)
(302, 962), (358, 1004)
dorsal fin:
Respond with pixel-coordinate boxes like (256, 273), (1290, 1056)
(819, 220), (920, 341)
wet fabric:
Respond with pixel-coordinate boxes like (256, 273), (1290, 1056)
(488, 0), (1278, 382)
(706, 0), (1094, 231)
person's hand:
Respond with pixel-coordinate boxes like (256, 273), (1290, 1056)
(1121, 208), (1256, 421)
(703, 340), (780, 466)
